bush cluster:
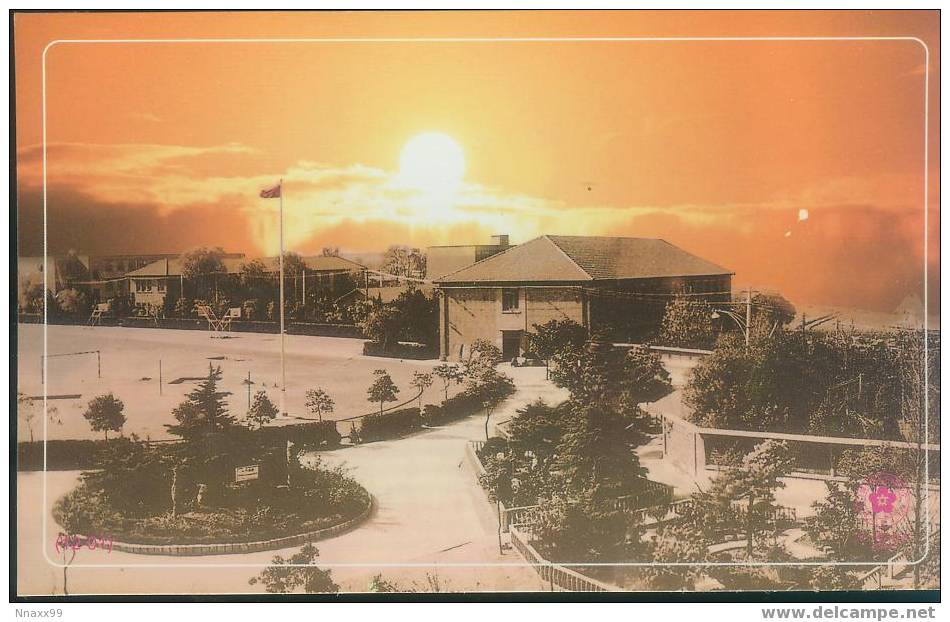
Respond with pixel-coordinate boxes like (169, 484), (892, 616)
(18, 439), (130, 471)
(420, 379), (516, 427)
(362, 341), (436, 360)
(255, 421), (342, 449)
(356, 407), (422, 443)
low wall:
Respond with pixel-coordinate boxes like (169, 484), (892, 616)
(656, 407), (941, 481)
(613, 343), (713, 363)
(108, 495), (374, 556)
(18, 314), (364, 339)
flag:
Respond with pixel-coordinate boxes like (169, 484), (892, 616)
(260, 183), (281, 199)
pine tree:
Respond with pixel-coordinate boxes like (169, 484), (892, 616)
(166, 364), (236, 439)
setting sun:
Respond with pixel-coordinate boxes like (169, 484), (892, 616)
(398, 132), (465, 197)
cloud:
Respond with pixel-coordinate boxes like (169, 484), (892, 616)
(15, 141), (936, 315)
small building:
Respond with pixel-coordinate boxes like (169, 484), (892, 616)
(17, 254), (90, 308)
(125, 254), (366, 308)
(426, 234), (511, 280)
(434, 235), (732, 361)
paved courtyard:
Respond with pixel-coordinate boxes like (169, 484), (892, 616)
(16, 329), (566, 596)
(17, 399), (556, 595)
(17, 323), (461, 442)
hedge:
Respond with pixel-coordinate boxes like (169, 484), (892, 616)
(421, 381), (517, 427)
(356, 407), (422, 443)
(362, 340), (438, 360)
(18, 438), (135, 471)
(255, 421), (342, 449)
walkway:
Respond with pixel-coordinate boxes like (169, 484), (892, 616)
(17, 366), (560, 596)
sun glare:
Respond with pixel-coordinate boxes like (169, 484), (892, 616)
(399, 132), (465, 197)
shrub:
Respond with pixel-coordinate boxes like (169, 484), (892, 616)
(18, 438), (134, 471)
(253, 421), (342, 450)
(421, 390), (485, 426)
(357, 407), (421, 443)
(362, 341), (436, 360)
(476, 436), (509, 463)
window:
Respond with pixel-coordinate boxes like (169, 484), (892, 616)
(502, 288), (520, 312)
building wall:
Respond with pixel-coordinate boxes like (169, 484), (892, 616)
(440, 286), (586, 361)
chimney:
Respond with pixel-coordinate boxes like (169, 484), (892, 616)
(490, 234), (509, 248)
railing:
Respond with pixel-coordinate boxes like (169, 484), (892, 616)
(633, 498), (696, 526)
(860, 565), (884, 590)
(612, 479), (675, 511)
(501, 505), (541, 531)
(731, 503), (798, 528)
(509, 523), (619, 592)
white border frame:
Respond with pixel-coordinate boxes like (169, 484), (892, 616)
(39, 35), (931, 574)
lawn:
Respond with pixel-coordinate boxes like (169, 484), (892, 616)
(17, 323), (460, 442)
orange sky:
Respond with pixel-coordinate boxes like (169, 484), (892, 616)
(14, 10), (939, 315)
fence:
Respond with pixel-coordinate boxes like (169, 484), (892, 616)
(18, 313), (364, 339)
(509, 522), (619, 592)
(467, 440), (674, 533)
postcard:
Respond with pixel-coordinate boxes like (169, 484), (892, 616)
(11, 8), (941, 601)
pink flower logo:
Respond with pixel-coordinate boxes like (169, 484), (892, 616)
(868, 486), (897, 514)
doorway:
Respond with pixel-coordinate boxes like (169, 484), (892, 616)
(501, 330), (523, 361)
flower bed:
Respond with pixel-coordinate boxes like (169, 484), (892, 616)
(53, 461), (371, 547)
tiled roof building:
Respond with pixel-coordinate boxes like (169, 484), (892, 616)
(434, 235), (732, 361)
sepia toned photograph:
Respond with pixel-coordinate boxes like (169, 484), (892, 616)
(10, 8), (941, 602)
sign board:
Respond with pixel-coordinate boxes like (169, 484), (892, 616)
(234, 465), (260, 482)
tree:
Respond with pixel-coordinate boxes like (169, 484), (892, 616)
(83, 393), (126, 441)
(477, 368), (515, 441)
(382, 245), (411, 277)
(685, 330), (912, 439)
(750, 291), (796, 336)
(321, 246), (340, 257)
(658, 295), (716, 349)
(180, 247), (226, 279)
(282, 251), (306, 277)
(525, 318), (588, 377)
(304, 388), (335, 423)
(409, 371), (433, 409)
(462, 339), (502, 390)
(166, 364), (236, 440)
(180, 247), (227, 301)
(407, 248), (426, 279)
(239, 258), (268, 283)
(51, 491), (88, 595)
(646, 521), (709, 590)
(246, 390), (278, 429)
(696, 440), (793, 560)
(360, 304), (403, 352)
(432, 363), (463, 401)
(249, 543), (339, 593)
(55, 288), (89, 317)
(367, 369), (399, 415)
(368, 573), (448, 593)
(18, 393), (37, 443)
(550, 339), (670, 416)
(804, 481), (868, 562)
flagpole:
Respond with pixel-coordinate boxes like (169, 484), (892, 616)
(278, 178), (287, 416)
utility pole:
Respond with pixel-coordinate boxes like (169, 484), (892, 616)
(745, 286), (752, 348)
(159, 360), (163, 395)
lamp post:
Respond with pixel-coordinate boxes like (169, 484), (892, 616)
(711, 287), (753, 348)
